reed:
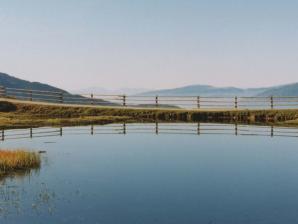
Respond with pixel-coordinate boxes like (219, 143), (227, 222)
(0, 150), (41, 175)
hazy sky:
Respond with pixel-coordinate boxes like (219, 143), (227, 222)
(0, 0), (298, 91)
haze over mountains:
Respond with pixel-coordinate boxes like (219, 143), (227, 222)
(138, 84), (298, 97)
(72, 87), (152, 96)
(1, 72), (298, 97)
(139, 85), (268, 97)
(256, 83), (298, 96)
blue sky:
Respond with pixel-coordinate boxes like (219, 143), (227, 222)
(0, 0), (297, 90)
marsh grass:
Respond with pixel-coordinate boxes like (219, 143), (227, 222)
(0, 150), (41, 175)
(1, 100), (298, 128)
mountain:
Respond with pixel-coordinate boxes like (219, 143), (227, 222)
(0, 72), (114, 105)
(138, 85), (269, 97)
(257, 83), (298, 96)
(0, 72), (67, 93)
(1, 72), (298, 98)
(72, 87), (153, 95)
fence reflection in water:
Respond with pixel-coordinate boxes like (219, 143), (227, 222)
(1, 123), (298, 141)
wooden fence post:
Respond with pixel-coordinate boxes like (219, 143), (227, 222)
(1, 130), (4, 141)
(155, 96), (159, 107)
(59, 92), (64, 103)
(123, 123), (126, 134)
(29, 90), (33, 101)
(0, 86), (3, 97)
(91, 93), (94, 105)
(197, 123), (200, 135)
(91, 125), (94, 135)
(155, 122), (159, 135)
(0, 86), (6, 97)
(197, 96), (200, 109)
(234, 97), (238, 109)
(270, 96), (274, 109)
(30, 128), (33, 138)
(123, 95), (126, 106)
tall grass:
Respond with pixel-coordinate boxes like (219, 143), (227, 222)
(0, 150), (41, 175)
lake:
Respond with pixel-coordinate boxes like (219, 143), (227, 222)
(1, 123), (298, 224)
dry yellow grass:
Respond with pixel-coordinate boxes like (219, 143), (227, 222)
(0, 150), (41, 175)
(1, 99), (298, 128)
(0, 112), (131, 129)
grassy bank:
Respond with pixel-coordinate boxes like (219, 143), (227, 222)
(0, 150), (41, 176)
(0, 100), (298, 128)
(0, 113), (131, 129)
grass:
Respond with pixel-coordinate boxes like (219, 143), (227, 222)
(0, 113), (132, 129)
(0, 150), (41, 176)
(281, 119), (298, 125)
(1, 100), (298, 128)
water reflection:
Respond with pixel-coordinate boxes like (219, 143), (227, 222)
(1, 123), (298, 223)
(0, 158), (57, 219)
(31, 182), (56, 215)
(1, 123), (298, 141)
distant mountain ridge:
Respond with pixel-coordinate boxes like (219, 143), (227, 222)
(138, 83), (298, 97)
(0, 72), (113, 105)
(1, 72), (298, 97)
(0, 72), (67, 93)
(256, 83), (298, 96)
(138, 85), (268, 97)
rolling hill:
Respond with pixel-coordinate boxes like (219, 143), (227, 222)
(0, 72), (67, 93)
(257, 83), (298, 96)
(0, 72), (113, 105)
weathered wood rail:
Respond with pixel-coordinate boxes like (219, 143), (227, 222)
(1, 123), (298, 141)
(1, 86), (298, 109)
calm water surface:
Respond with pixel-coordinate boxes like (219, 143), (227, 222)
(1, 123), (298, 224)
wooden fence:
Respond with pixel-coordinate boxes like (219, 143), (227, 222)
(1, 123), (298, 141)
(1, 86), (298, 109)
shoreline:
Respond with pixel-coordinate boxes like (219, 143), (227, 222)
(1, 99), (298, 129)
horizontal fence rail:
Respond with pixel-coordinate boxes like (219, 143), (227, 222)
(1, 123), (298, 141)
(1, 86), (298, 109)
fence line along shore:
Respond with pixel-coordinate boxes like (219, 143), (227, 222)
(1, 86), (298, 110)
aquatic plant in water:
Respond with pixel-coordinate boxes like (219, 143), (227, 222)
(0, 150), (41, 175)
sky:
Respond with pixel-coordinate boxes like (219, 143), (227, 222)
(0, 0), (298, 91)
